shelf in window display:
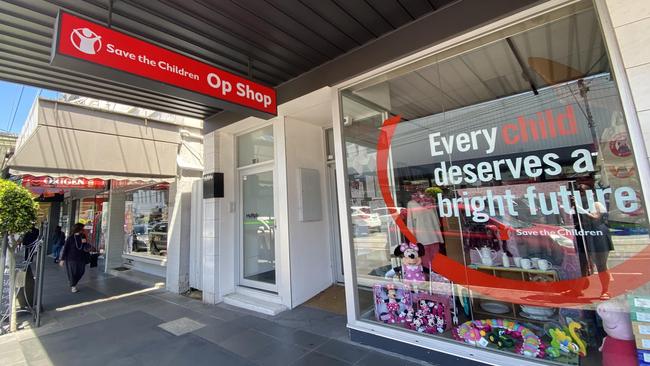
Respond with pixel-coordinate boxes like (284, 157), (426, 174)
(473, 264), (559, 276)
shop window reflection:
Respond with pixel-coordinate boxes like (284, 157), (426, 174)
(123, 184), (169, 258)
(341, 5), (649, 365)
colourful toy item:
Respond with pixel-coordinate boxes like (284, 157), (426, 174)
(547, 321), (587, 358)
(597, 298), (637, 366)
(403, 293), (451, 335)
(384, 242), (430, 286)
(548, 328), (580, 356)
(486, 329), (515, 349)
(452, 319), (545, 358)
(568, 321), (586, 357)
(373, 283), (412, 324)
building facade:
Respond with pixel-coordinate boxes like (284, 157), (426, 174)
(9, 96), (204, 293)
(200, 1), (650, 365)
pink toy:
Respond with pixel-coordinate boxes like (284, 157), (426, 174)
(386, 242), (430, 286)
(373, 283), (412, 324)
(597, 298), (636, 366)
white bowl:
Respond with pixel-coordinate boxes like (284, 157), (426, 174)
(520, 305), (555, 317)
(480, 301), (510, 314)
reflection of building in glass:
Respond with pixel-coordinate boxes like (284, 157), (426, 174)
(124, 186), (170, 257)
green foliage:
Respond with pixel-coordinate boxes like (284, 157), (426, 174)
(0, 179), (38, 235)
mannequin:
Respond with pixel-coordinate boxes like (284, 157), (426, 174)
(407, 191), (444, 268)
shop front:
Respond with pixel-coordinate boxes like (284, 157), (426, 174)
(331, 0), (650, 365)
(9, 96), (203, 292)
(202, 0), (650, 365)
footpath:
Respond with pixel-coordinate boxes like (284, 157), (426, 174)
(0, 261), (430, 366)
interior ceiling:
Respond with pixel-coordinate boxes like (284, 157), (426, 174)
(0, 0), (454, 120)
(349, 7), (609, 121)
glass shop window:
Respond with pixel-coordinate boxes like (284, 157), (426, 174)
(123, 184), (170, 258)
(237, 125), (274, 167)
(340, 3), (650, 365)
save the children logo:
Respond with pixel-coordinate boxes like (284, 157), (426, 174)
(70, 27), (102, 55)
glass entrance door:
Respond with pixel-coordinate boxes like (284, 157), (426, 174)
(240, 168), (276, 291)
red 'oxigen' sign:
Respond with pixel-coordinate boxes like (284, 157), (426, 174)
(51, 11), (277, 117)
(22, 175), (107, 189)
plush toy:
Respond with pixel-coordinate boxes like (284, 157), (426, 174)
(453, 319), (545, 358)
(385, 242), (430, 285)
(597, 298), (637, 366)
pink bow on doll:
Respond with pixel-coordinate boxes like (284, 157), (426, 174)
(399, 243), (418, 253)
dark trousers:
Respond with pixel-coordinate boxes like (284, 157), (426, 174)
(66, 260), (86, 287)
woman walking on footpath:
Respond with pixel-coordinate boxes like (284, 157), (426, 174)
(59, 223), (89, 293)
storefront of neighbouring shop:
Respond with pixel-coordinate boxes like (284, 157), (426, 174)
(201, 0), (650, 365)
(8, 96), (204, 293)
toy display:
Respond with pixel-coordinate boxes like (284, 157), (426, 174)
(405, 292), (451, 334)
(373, 283), (412, 324)
(384, 242), (430, 287)
(453, 319), (545, 358)
(597, 298), (637, 366)
(375, 242), (454, 334)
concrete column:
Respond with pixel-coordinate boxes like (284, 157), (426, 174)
(104, 190), (126, 272)
(166, 177), (196, 294)
(202, 132), (220, 304)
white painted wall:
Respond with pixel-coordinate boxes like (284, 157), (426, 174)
(202, 131), (220, 303)
(189, 179), (203, 290)
(284, 117), (333, 306)
(217, 132), (237, 300)
(104, 190), (126, 272)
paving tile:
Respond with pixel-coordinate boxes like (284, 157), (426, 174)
(7, 362), (28, 366)
(0, 347), (27, 364)
(106, 356), (141, 366)
(129, 333), (255, 366)
(236, 315), (298, 339)
(281, 329), (329, 349)
(290, 351), (352, 366)
(209, 303), (253, 321)
(276, 306), (333, 321)
(314, 339), (370, 364)
(218, 328), (282, 358)
(192, 318), (248, 344)
(274, 318), (310, 329)
(142, 300), (204, 322)
(19, 311), (173, 366)
(355, 351), (426, 366)
(299, 317), (348, 339)
(248, 342), (309, 366)
(158, 317), (205, 336)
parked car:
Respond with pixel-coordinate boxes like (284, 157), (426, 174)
(149, 222), (168, 256)
(351, 206), (382, 232)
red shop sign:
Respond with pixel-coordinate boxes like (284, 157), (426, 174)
(51, 11), (277, 117)
(22, 175), (107, 189)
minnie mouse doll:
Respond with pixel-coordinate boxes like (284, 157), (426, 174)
(385, 242), (430, 285)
